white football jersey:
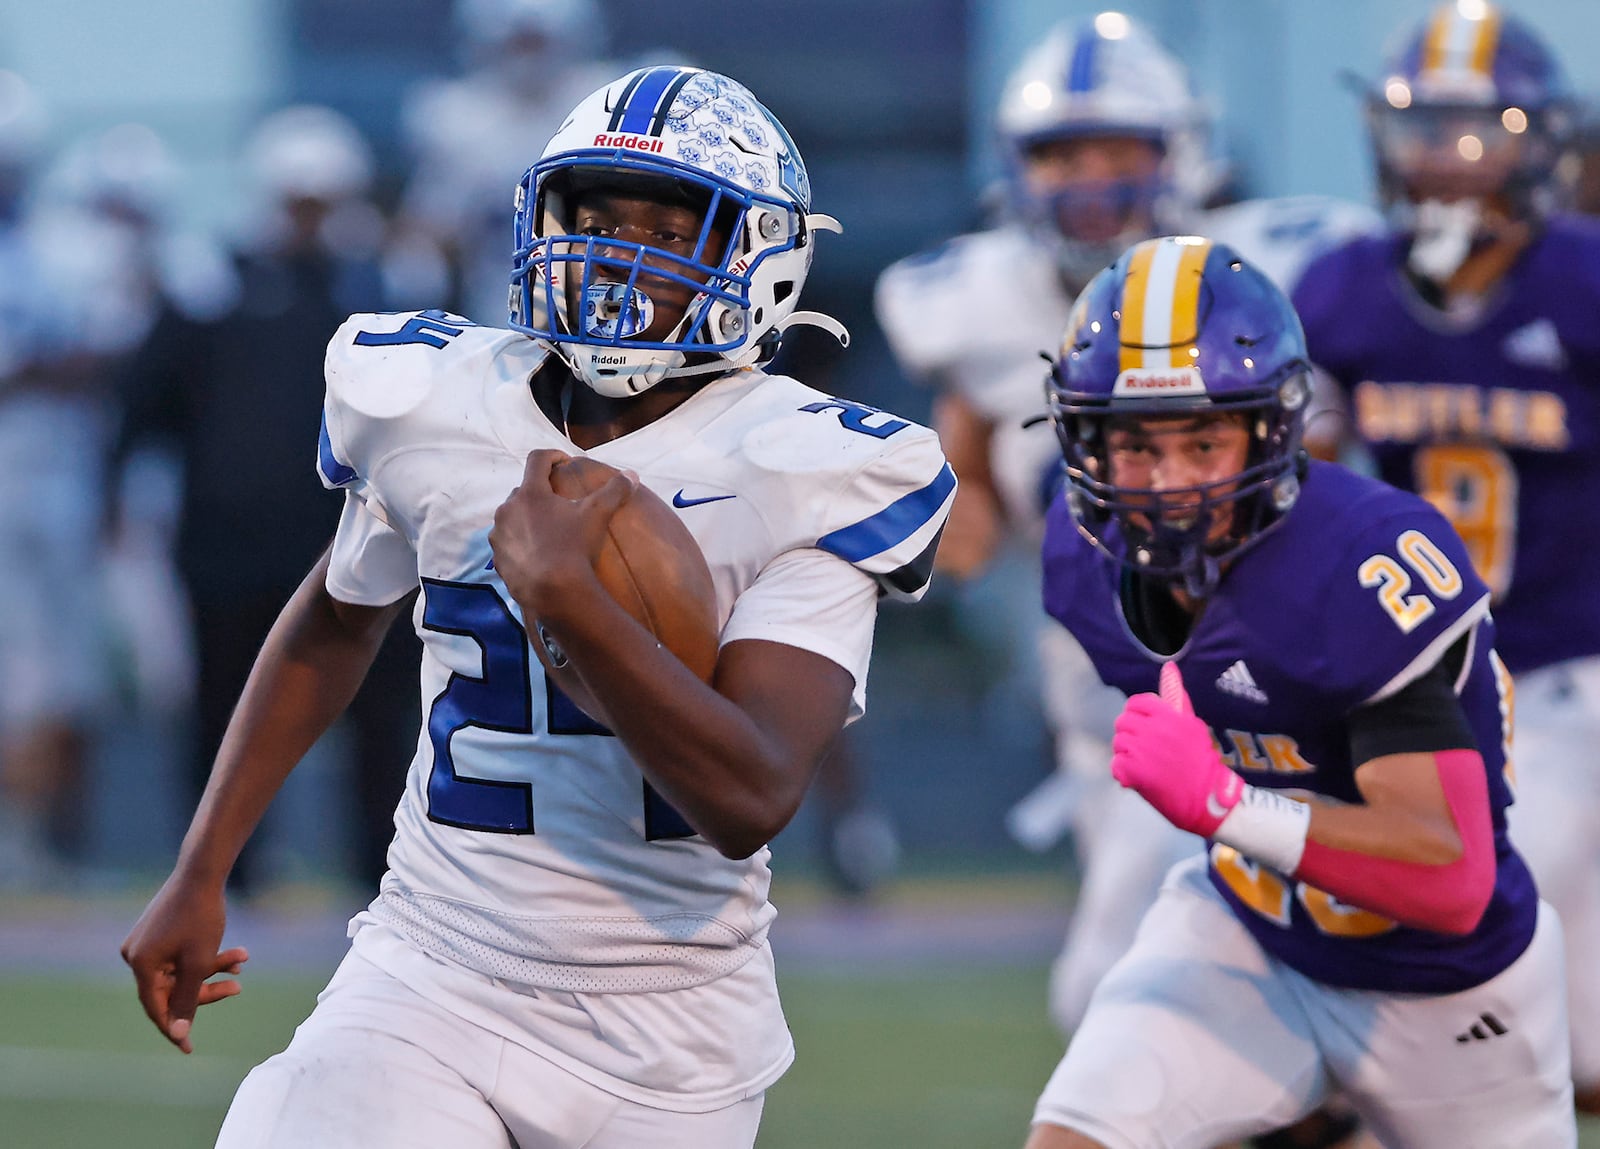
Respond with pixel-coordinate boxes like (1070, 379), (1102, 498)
(875, 225), (1067, 538)
(873, 196), (1381, 538)
(317, 309), (953, 1000)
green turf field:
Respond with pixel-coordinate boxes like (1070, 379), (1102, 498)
(2, 966), (1597, 1148)
(0, 967), (1059, 1148)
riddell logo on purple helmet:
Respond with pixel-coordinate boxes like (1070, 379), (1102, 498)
(594, 133), (665, 153)
(1113, 367), (1206, 395)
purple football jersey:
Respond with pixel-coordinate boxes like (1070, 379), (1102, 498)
(1293, 215), (1600, 675)
(1042, 462), (1538, 993)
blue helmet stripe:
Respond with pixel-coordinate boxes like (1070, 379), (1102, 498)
(1067, 24), (1099, 93)
(317, 415), (357, 487)
(617, 67), (687, 136)
(647, 69), (698, 135)
(606, 69), (650, 132)
(818, 463), (957, 562)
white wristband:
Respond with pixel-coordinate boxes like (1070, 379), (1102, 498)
(1214, 785), (1312, 875)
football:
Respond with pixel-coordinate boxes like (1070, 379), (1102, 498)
(529, 455), (721, 727)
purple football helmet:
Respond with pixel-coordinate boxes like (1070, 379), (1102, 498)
(1365, 2), (1574, 230)
(1048, 236), (1311, 597)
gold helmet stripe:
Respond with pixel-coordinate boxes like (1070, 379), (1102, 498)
(1119, 236), (1213, 371)
(1422, 3), (1502, 84)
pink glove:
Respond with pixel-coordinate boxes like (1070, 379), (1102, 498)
(1111, 662), (1243, 837)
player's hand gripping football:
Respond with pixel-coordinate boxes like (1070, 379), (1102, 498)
(1111, 662), (1243, 838)
(121, 874), (248, 1054)
(490, 449), (637, 618)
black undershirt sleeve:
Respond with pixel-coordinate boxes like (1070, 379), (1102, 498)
(1346, 634), (1478, 765)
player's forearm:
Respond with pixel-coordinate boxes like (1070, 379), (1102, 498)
(538, 584), (817, 858)
(931, 394), (1003, 578)
(174, 555), (402, 884)
(1291, 749), (1495, 935)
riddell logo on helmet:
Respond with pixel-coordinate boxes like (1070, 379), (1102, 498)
(594, 133), (665, 153)
(1113, 367), (1206, 396)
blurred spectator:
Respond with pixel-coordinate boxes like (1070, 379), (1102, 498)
(32, 123), (235, 730)
(397, 0), (620, 324)
(0, 71), (114, 889)
(114, 105), (423, 895)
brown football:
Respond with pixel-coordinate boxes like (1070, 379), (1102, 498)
(529, 455), (720, 728)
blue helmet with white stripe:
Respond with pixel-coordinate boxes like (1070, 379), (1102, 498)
(996, 14), (1218, 286)
(511, 66), (846, 397)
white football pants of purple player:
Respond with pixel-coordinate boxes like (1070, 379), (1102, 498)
(1033, 857), (1575, 1147)
(1504, 654), (1600, 1099)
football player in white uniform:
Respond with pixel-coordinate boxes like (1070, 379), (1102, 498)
(121, 66), (953, 1149)
(875, 13), (1378, 1043)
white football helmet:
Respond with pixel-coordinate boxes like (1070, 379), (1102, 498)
(0, 70), (48, 219)
(454, 0), (597, 54)
(510, 66), (845, 397)
(996, 13), (1218, 284)
(42, 123), (177, 223)
(244, 105), (374, 204)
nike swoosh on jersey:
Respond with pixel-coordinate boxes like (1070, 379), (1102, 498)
(672, 490), (737, 508)
(1206, 793), (1231, 820)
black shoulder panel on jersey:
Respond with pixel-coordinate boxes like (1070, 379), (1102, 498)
(875, 524), (944, 598)
(1347, 634), (1477, 764)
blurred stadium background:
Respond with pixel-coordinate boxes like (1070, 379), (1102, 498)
(3, 0), (1600, 1145)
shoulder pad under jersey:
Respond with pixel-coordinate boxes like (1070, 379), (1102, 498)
(1314, 481), (1491, 706)
(875, 227), (1058, 383)
(1201, 195), (1383, 295)
(318, 309), (537, 491)
(735, 376), (955, 602)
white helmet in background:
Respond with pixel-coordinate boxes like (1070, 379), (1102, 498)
(43, 122), (177, 223)
(0, 70), (47, 171)
(0, 70), (48, 218)
(243, 105), (373, 204)
(455, 0), (598, 50)
(510, 66), (846, 397)
(996, 13), (1218, 284)
(454, 0), (605, 92)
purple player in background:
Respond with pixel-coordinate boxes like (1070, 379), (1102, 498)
(1292, 2), (1600, 1113)
(1022, 236), (1574, 1149)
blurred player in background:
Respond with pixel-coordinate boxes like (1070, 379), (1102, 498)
(114, 105), (424, 894)
(1292, 0), (1600, 1113)
(398, 0), (620, 325)
(33, 123), (233, 736)
(122, 66), (952, 1148)
(1027, 235), (1573, 1149)
(0, 71), (114, 889)
(875, 12), (1377, 1043)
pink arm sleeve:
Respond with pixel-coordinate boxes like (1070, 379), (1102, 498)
(1294, 749), (1496, 936)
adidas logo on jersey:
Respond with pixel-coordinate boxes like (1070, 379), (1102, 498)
(1216, 660), (1268, 704)
(1501, 319), (1566, 371)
